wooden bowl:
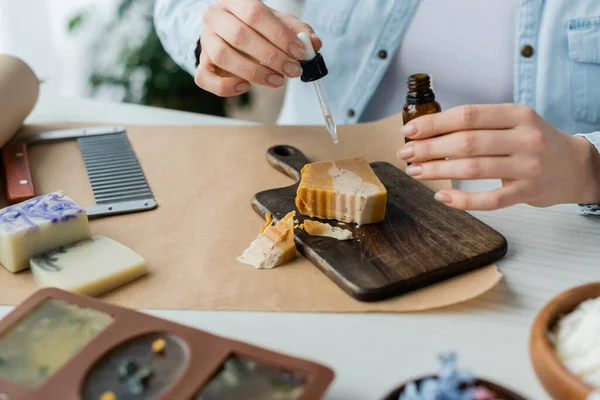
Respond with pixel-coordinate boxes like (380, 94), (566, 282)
(530, 282), (600, 400)
(381, 375), (528, 400)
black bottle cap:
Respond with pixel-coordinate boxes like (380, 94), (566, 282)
(300, 53), (328, 82)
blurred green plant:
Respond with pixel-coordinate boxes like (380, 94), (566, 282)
(67, 0), (250, 116)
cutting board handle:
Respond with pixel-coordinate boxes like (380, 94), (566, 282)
(2, 141), (35, 205)
(266, 145), (310, 181)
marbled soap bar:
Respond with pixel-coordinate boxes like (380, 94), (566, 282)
(31, 235), (147, 296)
(237, 211), (297, 269)
(296, 157), (387, 225)
(195, 355), (306, 399)
(0, 191), (91, 272)
(0, 298), (113, 388)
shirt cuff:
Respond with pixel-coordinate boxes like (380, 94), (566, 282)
(182, 10), (204, 76)
(154, 0), (210, 76)
(183, 16), (206, 74)
(576, 131), (600, 215)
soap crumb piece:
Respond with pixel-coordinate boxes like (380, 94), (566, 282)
(238, 211), (297, 269)
(100, 392), (117, 400)
(152, 338), (166, 354)
(260, 213), (273, 233)
(338, 222), (346, 226)
(304, 220), (353, 240)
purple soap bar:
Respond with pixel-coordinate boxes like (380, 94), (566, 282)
(0, 191), (91, 272)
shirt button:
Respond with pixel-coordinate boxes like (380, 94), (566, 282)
(347, 109), (356, 118)
(378, 50), (388, 59)
(520, 45), (534, 58)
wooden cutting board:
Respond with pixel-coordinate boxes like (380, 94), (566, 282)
(252, 145), (508, 302)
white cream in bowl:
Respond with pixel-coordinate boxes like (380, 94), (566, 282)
(549, 297), (600, 388)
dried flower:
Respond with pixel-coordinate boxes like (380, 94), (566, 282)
(398, 353), (501, 400)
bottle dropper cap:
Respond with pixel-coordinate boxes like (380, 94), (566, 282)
(297, 32), (328, 82)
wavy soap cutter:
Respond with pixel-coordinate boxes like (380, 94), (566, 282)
(2, 126), (157, 218)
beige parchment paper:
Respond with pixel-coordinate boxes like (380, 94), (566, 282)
(0, 111), (502, 312)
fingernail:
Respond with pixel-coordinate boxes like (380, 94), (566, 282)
(235, 82), (251, 93)
(311, 33), (322, 46)
(397, 146), (414, 160)
(289, 43), (305, 59)
(283, 62), (302, 78)
(266, 74), (285, 87)
(405, 165), (422, 176)
(434, 192), (452, 204)
(401, 124), (418, 138)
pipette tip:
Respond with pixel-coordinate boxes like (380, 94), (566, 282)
(325, 114), (338, 144)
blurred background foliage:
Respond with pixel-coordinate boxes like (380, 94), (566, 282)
(67, 0), (251, 117)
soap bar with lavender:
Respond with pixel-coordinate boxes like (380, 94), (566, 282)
(0, 191), (91, 273)
(31, 235), (147, 296)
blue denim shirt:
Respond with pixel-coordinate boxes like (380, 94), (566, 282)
(155, 0), (600, 209)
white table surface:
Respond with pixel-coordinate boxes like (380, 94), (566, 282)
(4, 88), (598, 400)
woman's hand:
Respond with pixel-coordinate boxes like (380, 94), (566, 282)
(196, 0), (321, 97)
(397, 104), (600, 210)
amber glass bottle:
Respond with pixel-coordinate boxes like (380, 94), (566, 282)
(402, 73), (441, 141)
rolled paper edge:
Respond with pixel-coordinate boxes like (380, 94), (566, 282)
(0, 55), (41, 148)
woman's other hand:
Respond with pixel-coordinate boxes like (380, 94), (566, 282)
(397, 104), (600, 210)
(196, 0), (321, 96)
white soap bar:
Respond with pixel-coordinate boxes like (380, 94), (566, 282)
(30, 235), (147, 296)
(0, 191), (91, 273)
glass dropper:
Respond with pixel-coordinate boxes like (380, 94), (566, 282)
(297, 32), (338, 144)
